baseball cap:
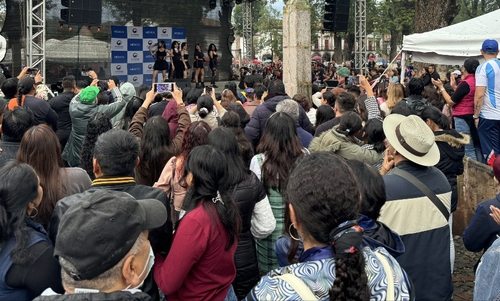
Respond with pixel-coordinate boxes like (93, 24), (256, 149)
(79, 86), (99, 103)
(451, 70), (462, 76)
(337, 67), (350, 77)
(482, 39), (499, 53)
(54, 190), (167, 281)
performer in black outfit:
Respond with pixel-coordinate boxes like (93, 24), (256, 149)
(181, 42), (190, 79)
(171, 41), (184, 79)
(208, 43), (219, 88)
(148, 40), (168, 84)
(194, 43), (205, 88)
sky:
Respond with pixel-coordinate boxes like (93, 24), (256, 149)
(272, 0), (285, 14)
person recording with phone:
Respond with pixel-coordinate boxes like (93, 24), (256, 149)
(189, 88), (226, 129)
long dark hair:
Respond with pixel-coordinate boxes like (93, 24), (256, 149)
(363, 119), (385, 153)
(120, 97), (143, 130)
(315, 105), (335, 128)
(0, 161), (40, 265)
(221, 111), (254, 167)
(182, 145), (241, 249)
(17, 76), (35, 106)
(176, 121), (212, 181)
(137, 116), (175, 186)
(285, 153), (369, 301)
(208, 43), (217, 53)
(17, 125), (65, 229)
(256, 112), (303, 193)
(197, 95), (214, 118)
(207, 127), (249, 187)
(80, 113), (113, 179)
(336, 111), (363, 144)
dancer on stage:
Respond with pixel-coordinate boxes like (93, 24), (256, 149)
(172, 41), (184, 79)
(208, 43), (219, 88)
(149, 41), (169, 84)
(194, 43), (205, 88)
(181, 42), (190, 79)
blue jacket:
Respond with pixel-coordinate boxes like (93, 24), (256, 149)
(244, 94), (313, 147)
(462, 194), (500, 252)
(296, 124), (313, 148)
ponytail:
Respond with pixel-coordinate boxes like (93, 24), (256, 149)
(337, 112), (363, 143)
(329, 221), (369, 301)
(17, 77), (35, 107)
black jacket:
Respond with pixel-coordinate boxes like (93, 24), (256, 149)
(34, 290), (152, 301)
(232, 172), (267, 299)
(49, 177), (171, 301)
(49, 91), (76, 148)
(0, 139), (20, 170)
(24, 95), (58, 131)
(435, 130), (468, 212)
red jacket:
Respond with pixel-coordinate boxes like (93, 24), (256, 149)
(453, 74), (476, 116)
(154, 203), (237, 301)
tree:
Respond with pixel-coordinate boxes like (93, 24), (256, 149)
(414, 0), (460, 33)
(454, 0), (500, 23)
(373, 0), (415, 60)
(253, 5), (282, 59)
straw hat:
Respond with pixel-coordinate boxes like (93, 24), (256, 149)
(383, 114), (439, 166)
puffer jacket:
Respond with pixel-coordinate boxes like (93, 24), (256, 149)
(62, 86), (131, 167)
(309, 125), (383, 165)
(232, 172), (267, 300)
(244, 94), (313, 146)
(435, 129), (468, 212)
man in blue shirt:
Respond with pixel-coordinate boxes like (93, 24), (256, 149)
(474, 39), (500, 164)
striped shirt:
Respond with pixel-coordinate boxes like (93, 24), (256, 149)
(476, 58), (500, 120)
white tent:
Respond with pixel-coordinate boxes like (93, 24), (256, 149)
(402, 9), (500, 65)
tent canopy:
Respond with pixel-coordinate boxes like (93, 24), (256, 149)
(46, 35), (110, 63)
(402, 9), (500, 65)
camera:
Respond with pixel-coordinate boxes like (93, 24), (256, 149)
(27, 68), (38, 77)
(345, 76), (360, 86)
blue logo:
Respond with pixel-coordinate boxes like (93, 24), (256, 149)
(116, 65), (122, 70)
(133, 76), (138, 81)
(130, 43), (140, 47)
(132, 28), (138, 33)
(162, 29), (167, 34)
(116, 40), (122, 45)
(148, 40), (153, 45)
(133, 53), (138, 58)
(148, 64), (153, 69)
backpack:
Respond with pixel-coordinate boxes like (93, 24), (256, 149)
(403, 96), (430, 115)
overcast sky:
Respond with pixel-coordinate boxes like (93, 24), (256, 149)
(272, 0), (285, 14)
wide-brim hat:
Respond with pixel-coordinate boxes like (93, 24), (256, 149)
(383, 114), (440, 166)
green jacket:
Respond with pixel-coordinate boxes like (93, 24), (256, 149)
(62, 87), (130, 167)
(309, 125), (383, 164)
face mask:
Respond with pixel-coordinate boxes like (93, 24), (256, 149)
(125, 245), (155, 290)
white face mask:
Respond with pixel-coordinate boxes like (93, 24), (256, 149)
(125, 245), (155, 291)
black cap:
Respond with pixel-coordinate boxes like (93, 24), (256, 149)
(54, 190), (167, 281)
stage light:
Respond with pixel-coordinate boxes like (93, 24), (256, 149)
(68, 25), (73, 31)
(223, 0), (230, 6)
(209, 0), (216, 9)
(235, 0), (242, 3)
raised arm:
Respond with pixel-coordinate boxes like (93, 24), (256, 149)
(128, 88), (155, 141)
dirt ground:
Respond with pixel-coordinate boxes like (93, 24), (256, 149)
(453, 235), (482, 300)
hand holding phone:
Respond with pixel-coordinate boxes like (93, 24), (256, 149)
(154, 83), (174, 93)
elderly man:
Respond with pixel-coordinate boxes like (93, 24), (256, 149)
(379, 114), (452, 300)
(51, 129), (171, 301)
(35, 190), (167, 301)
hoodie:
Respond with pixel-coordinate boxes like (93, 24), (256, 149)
(274, 215), (405, 266)
(110, 83), (136, 129)
(434, 129), (468, 212)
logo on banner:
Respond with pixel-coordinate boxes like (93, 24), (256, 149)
(133, 53), (138, 58)
(116, 40), (122, 45)
(116, 65), (122, 70)
(148, 64), (153, 69)
(132, 28), (138, 33)
(133, 76), (138, 82)
(148, 40), (153, 46)
(162, 29), (167, 34)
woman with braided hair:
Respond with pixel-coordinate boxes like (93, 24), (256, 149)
(246, 152), (413, 301)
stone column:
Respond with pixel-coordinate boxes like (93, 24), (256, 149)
(283, 0), (311, 98)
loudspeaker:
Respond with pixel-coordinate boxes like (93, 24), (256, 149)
(165, 79), (191, 89)
(60, 0), (102, 26)
(333, 0), (350, 32)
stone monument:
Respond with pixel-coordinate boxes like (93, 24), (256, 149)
(283, 0), (311, 98)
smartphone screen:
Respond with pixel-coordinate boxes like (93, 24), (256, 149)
(154, 83), (174, 93)
(81, 71), (89, 76)
(28, 68), (38, 77)
(345, 76), (359, 86)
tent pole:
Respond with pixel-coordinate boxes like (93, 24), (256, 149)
(371, 48), (403, 89)
(401, 52), (406, 84)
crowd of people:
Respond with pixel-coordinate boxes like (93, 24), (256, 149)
(1, 38), (500, 301)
